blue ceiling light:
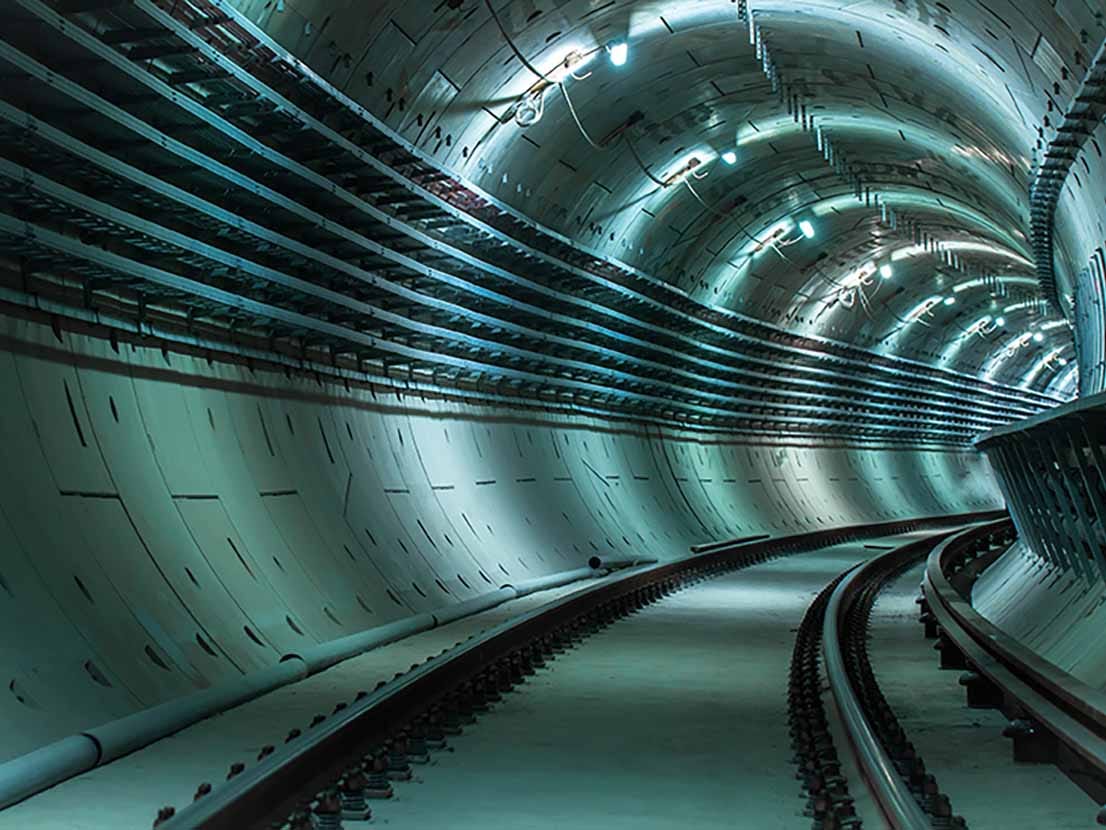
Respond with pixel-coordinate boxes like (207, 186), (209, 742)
(721, 150), (738, 165)
(879, 263), (893, 279)
(994, 316), (1006, 327)
(943, 296), (956, 305)
(1033, 331), (1045, 343)
(799, 220), (815, 239)
(607, 41), (628, 66)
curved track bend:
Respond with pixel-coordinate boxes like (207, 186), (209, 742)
(149, 518), (976, 830)
(6, 514), (1096, 830)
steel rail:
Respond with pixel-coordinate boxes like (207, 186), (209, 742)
(923, 522), (1106, 799)
(823, 537), (953, 829)
(154, 512), (1001, 830)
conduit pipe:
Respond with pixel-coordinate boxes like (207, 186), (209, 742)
(689, 534), (771, 554)
(586, 556), (659, 571)
(0, 563), (616, 809)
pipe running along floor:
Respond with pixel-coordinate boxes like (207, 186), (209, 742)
(0, 580), (595, 830)
(4, 530), (1090, 829)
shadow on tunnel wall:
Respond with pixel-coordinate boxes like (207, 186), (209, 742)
(0, 312), (1002, 761)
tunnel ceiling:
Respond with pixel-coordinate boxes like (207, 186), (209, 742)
(0, 0), (1088, 450)
(234, 0), (1094, 396)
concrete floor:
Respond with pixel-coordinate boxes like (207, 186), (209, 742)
(352, 538), (904, 830)
(869, 565), (1095, 830)
(0, 579), (599, 830)
(8, 531), (1073, 830)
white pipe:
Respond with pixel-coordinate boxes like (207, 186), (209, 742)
(0, 565), (603, 809)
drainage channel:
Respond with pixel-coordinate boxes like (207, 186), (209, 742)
(155, 516), (997, 830)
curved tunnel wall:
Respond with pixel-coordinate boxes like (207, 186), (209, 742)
(971, 396), (1106, 687)
(973, 540), (1106, 688)
(0, 311), (1001, 762)
(217, 0), (1094, 390)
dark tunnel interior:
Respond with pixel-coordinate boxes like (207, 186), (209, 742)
(0, 1), (1103, 828)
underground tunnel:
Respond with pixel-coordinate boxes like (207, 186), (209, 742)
(0, 0), (1102, 827)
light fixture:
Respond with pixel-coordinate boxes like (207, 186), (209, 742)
(799, 220), (815, 239)
(879, 263), (893, 279)
(994, 316), (1006, 327)
(1059, 357), (1068, 366)
(607, 41), (628, 66)
(1033, 331), (1045, 343)
(558, 49), (596, 81)
(721, 150), (738, 166)
(943, 296), (956, 306)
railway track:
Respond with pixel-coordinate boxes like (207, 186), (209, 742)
(147, 515), (991, 830)
(791, 532), (970, 830)
(795, 517), (1106, 830)
(922, 523), (1106, 822)
(20, 511), (1094, 830)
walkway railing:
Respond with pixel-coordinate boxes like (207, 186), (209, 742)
(976, 390), (1106, 581)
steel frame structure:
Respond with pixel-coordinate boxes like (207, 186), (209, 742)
(978, 390), (1106, 580)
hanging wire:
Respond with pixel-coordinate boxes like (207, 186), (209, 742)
(684, 179), (784, 256)
(485, 0), (668, 187)
(484, 0), (555, 83)
(856, 283), (876, 320)
(485, 0), (785, 265)
(558, 83), (607, 151)
(624, 136), (669, 187)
